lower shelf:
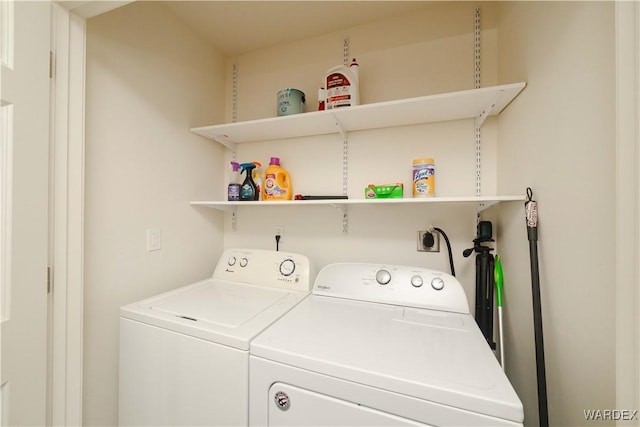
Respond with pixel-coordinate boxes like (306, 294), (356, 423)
(190, 195), (525, 212)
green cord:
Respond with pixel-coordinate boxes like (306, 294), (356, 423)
(495, 254), (504, 307)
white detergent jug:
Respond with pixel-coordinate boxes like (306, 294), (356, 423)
(324, 58), (359, 109)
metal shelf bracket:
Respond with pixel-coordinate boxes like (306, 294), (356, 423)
(330, 204), (348, 235)
(231, 206), (238, 232)
(476, 102), (493, 128)
(328, 105), (350, 234)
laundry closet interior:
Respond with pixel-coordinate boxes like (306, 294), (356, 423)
(82, 2), (620, 426)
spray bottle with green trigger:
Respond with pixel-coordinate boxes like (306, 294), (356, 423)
(239, 162), (260, 201)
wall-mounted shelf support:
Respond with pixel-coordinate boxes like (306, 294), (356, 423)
(232, 62), (239, 124)
(211, 135), (236, 152)
(343, 37), (349, 66)
(231, 206), (237, 232)
(476, 101), (493, 128)
(330, 204), (348, 234)
(474, 7), (485, 216)
(330, 112), (350, 225)
(477, 199), (503, 212)
(475, 117), (485, 213)
(476, 91), (506, 128)
(332, 116), (347, 139)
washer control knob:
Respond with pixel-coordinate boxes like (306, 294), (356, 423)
(410, 275), (423, 288)
(279, 259), (296, 276)
(227, 256), (237, 266)
(239, 257), (248, 267)
(431, 277), (445, 291)
(376, 269), (392, 285)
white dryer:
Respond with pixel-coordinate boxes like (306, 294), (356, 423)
(250, 263), (524, 426)
(119, 248), (314, 426)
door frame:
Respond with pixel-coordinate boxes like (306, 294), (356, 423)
(53, 1), (640, 424)
(50, 4), (85, 426)
(614, 0), (640, 416)
(52, 3), (134, 423)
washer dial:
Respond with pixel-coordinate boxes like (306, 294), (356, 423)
(239, 257), (248, 267)
(279, 259), (296, 276)
(431, 277), (445, 291)
(410, 275), (424, 288)
(375, 269), (391, 285)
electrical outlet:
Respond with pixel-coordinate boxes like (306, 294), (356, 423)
(417, 231), (439, 252)
(274, 225), (284, 238)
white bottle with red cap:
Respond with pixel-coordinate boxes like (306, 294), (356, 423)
(324, 58), (359, 109)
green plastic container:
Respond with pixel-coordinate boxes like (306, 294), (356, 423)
(364, 183), (404, 199)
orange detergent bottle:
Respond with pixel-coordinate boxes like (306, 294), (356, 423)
(262, 157), (292, 201)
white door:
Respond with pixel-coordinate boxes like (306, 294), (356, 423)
(0, 1), (51, 426)
(267, 383), (427, 427)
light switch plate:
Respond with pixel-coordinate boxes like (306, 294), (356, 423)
(146, 228), (161, 251)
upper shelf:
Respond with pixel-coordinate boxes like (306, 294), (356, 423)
(191, 82), (526, 150)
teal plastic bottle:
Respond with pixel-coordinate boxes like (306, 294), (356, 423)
(239, 163), (259, 201)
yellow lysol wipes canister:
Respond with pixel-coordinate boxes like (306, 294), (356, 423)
(412, 158), (435, 197)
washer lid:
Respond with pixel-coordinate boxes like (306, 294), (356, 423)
(151, 280), (287, 328)
(250, 295), (523, 423)
(121, 278), (309, 351)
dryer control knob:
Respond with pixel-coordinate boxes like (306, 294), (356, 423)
(274, 391), (290, 411)
(227, 256), (236, 266)
(376, 269), (391, 285)
(431, 277), (445, 291)
(239, 257), (248, 267)
(410, 275), (423, 288)
(279, 259), (296, 276)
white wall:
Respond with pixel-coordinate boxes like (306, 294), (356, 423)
(223, 2), (500, 309)
(83, 2), (226, 425)
(496, 2), (616, 425)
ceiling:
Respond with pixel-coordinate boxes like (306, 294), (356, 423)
(63, 1), (431, 56)
(160, 1), (431, 56)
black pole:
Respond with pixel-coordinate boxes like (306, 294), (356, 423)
(465, 221), (496, 349)
(475, 250), (495, 347)
(483, 252), (495, 345)
(474, 254), (485, 332)
(525, 188), (549, 427)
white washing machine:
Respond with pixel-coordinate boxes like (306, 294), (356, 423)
(119, 248), (314, 426)
(250, 263), (524, 426)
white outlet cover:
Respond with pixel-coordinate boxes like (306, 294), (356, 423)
(146, 228), (161, 251)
